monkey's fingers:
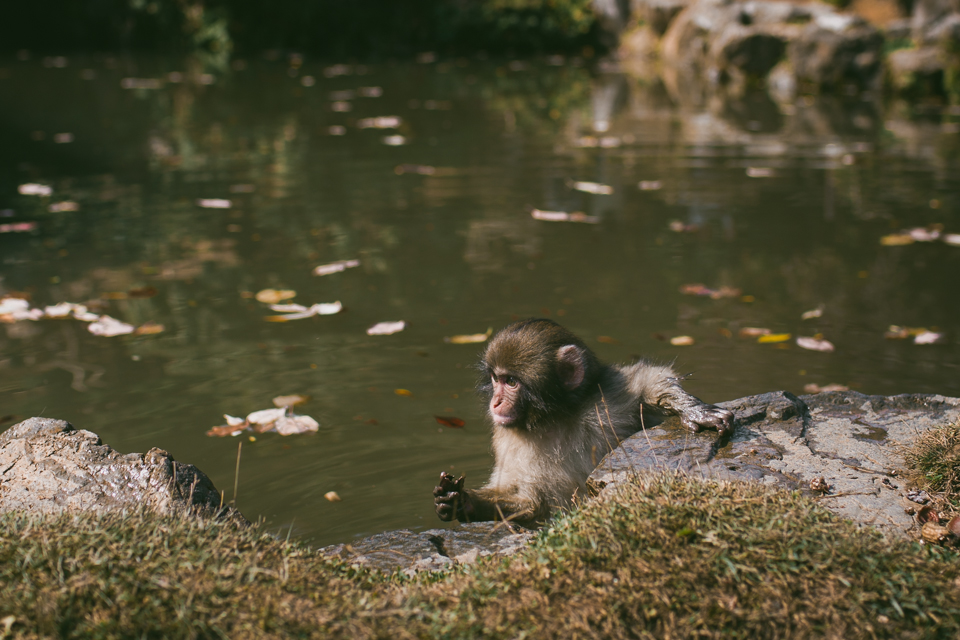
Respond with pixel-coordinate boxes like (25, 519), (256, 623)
(681, 404), (735, 436)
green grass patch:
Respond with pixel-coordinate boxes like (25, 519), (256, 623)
(3, 475), (960, 638)
(903, 419), (960, 513)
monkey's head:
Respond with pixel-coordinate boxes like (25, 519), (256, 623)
(479, 318), (600, 432)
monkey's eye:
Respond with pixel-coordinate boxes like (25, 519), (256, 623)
(502, 375), (519, 389)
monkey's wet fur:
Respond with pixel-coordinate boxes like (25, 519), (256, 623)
(434, 318), (733, 527)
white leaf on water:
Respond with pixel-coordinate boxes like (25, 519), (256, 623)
(382, 135), (406, 146)
(88, 316), (135, 337)
(313, 259), (360, 276)
(914, 331), (944, 345)
(357, 116), (402, 129)
(274, 414), (320, 435)
(367, 320), (406, 335)
(568, 180), (613, 195)
(224, 414), (246, 427)
(269, 303), (309, 313)
(0, 298), (30, 314)
(18, 183), (52, 196)
(196, 199), (232, 209)
(44, 302), (76, 318)
(530, 209), (601, 224)
(796, 336), (835, 352)
(246, 408), (287, 425)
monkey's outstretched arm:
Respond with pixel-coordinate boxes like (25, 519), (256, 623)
(433, 473), (540, 525)
(619, 361), (734, 436)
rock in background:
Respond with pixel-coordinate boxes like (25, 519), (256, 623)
(0, 417), (232, 517)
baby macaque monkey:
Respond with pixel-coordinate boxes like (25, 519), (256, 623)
(434, 318), (732, 527)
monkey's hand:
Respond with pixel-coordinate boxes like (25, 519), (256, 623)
(680, 403), (734, 437)
(433, 472), (471, 522)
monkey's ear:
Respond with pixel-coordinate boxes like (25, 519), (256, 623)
(556, 345), (586, 390)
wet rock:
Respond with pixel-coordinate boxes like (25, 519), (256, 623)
(659, 0), (883, 93)
(0, 417), (231, 517)
(589, 391), (960, 537)
(320, 522), (535, 575)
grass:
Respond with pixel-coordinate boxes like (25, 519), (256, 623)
(2, 475), (960, 638)
(903, 418), (960, 515)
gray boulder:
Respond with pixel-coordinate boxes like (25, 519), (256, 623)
(0, 417), (230, 516)
(589, 391), (960, 537)
(658, 0), (883, 93)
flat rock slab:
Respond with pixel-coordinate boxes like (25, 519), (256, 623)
(589, 391), (960, 537)
(321, 522), (535, 575)
(0, 417), (229, 516)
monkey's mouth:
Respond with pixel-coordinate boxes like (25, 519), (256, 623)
(492, 413), (519, 428)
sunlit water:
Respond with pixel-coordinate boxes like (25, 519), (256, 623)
(1, 53), (958, 546)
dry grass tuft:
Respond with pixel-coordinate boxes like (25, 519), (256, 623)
(903, 419), (960, 513)
(2, 475), (960, 638)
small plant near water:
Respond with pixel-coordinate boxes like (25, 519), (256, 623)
(2, 475), (959, 638)
(903, 418), (960, 513)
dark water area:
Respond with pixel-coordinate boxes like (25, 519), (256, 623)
(0, 53), (958, 546)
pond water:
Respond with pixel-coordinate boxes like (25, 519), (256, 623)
(1, 53), (958, 546)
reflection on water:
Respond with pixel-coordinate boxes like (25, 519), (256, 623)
(0, 53), (958, 546)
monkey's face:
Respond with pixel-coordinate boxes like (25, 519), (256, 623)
(488, 371), (524, 428)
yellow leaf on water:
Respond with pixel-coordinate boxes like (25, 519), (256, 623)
(670, 335), (695, 346)
(273, 394), (310, 408)
(255, 289), (296, 304)
(444, 328), (493, 344)
(758, 333), (792, 344)
(395, 389), (412, 396)
(880, 234), (914, 246)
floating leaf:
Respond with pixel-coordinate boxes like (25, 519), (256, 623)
(796, 336), (835, 352)
(357, 116), (402, 129)
(196, 198), (232, 209)
(914, 331), (944, 345)
(133, 322), (165, 336)
(128, 286), (159, 298)
(803, 383), (849, 393)
(880, 234), (914, 246)
(368, 320), (406, 335)
(679, 284), (742, 299)
(265, 301), (342, 321)
(638, 180), (662, 190)
(0, 222), (38, 233)
(224, 414), (246, 427)
(313, 259), (360, 276)
(48, 201), (79, 212)
(246, 408), (287, 425)
(758, 333), (791, 344)
(444, 328), (492, 344)
(801, 307), (824, 320)
(275, 414), (320, 435)
(207, 424), (244, 437)
(670, 336), (695, 346)
(382, 135), (406, 146)
(530, 209), (600, 224)
(395, 389), (412, 397)
(324, 491), (342, 502)
(944, 234), (960, 246)
(746, 167), (774, 178)
(273, 394), (310, 408)
(255, 289), (297, 304)
(0, 298), (31, 314)
(568, 180), (613, 195)
(669, 220), (699, 233)
(18, 183), (52, 196)
(88, 316), (135, 337)
(435, 416), (465, 428)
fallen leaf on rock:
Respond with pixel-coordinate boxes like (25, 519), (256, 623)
(325, 491), (342, 502)
(0, 222), (38, 233)
(670, 335), (695, 346)
(530, 209), (600, 224)
(275, 414), (319, 435)
(18, 183), (52, 196)
(196, 198), (232, 209)
(914, 331), (944, 345)
(273, 394), (310, 408)
(444, 328), (492, 344)
(568, 180), (613, 195)
(367, 320), (405, 335)
(435, 416), (465, 428)
(880, 234), (914, 246)
(133, 322), (164, 336)
(395, 389), (412, 396)
(88, 316), (135, 337)
(758, 333), (791, 343)
(801, 307), (824, 320)
(313, 259), (360, 276)
(255, 289), (297, 304)
(796, 336), (835, 352)
(48, 201), (79, 212)
(804, 383), (849, 393)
